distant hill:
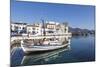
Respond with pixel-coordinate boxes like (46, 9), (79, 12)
(69, 27), (95, 36)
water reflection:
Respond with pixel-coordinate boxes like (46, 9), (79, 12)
(11, 36), (95, 67)
(21, 46), (71, 65)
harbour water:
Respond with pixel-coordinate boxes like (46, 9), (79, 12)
(11, 36), (95, 67)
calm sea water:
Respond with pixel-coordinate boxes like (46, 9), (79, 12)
(11, 36), (95, 67)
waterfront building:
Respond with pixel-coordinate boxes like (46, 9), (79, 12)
(11, 21), (69, 36)
(44, 21), (68, 35)
(45, 21), (56, 35)
(27, 23), (42, 35)
(26, 24), (34, 35)
(11, 22), (27, 35)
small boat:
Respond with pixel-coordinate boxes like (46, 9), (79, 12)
(21, 37), (70, 53)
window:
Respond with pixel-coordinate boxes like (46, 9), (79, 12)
(48, 31), (54, 33)
(33, 28), (35, 30)
(23, 27), (25, 30)
(19, 27), (21, 29)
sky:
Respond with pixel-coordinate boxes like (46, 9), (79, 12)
(11, 0), (95, 30)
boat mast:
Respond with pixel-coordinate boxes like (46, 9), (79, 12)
(42, 19), (46, 36)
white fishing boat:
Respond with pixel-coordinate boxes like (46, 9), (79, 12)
(21, 37), (71, 53)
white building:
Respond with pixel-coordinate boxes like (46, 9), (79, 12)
(27, 23), (42, 35)
(44, 21), (68, 35)
(11, 21), (69, 36)
(45, 21), (56, 35)
(11, 22), (27, 34)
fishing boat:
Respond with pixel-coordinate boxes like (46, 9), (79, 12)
(21, 37), (71, 53)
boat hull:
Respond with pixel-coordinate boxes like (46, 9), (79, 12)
(21, 44), (69, 53)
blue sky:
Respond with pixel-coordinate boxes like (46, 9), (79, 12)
(11, 0), (95, 30)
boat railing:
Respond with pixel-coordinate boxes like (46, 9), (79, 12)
(22, 42), (68, 47)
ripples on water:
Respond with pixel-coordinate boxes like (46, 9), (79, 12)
(11, 36), (95, 67)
